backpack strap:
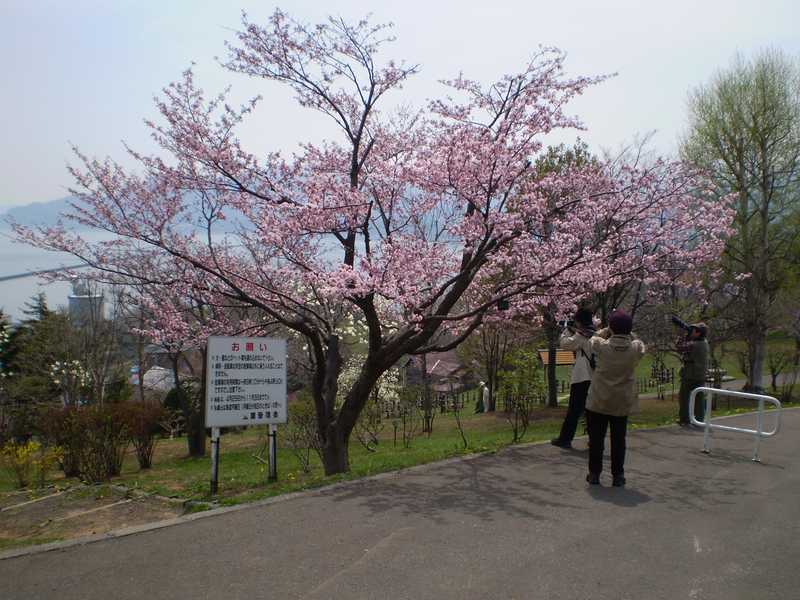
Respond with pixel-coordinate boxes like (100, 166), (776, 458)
(580, 347), (596, 370)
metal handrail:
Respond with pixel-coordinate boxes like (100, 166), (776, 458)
(689, 387), (782, 462)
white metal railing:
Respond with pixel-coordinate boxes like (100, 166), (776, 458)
(689, 387), (782, 462)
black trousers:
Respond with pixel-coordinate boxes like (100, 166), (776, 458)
(679, 378), (705, 424)
(586, 409), (628, 476)
(555, 381), (591, 443)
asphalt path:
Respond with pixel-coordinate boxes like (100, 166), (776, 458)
(2, 409), (798, 600)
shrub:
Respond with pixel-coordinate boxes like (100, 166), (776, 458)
(1, 440), (36, 487)
(38, 404), (131, 482)
(165, 380), (204, 457)
(122, 402), (166, 469)
(163, 386), (183, 413)
(499, 348), (545, 443)
(78, 404), (129, 482)
(0, 409), (7, 447)
(0, 439), (61, 488)
(393, 386), (421, 449)
(105, 377), (133, 403)
(283, 391), (321, 473)
(354, 391), (385, 452)
(32, 443), (63, 488)
(38, 405), (84, 477)
(7, 404), (38, 444)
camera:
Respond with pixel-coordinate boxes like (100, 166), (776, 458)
(560, 319), (596, 336)
(670, 315), (693, 334)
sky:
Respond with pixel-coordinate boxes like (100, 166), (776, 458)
(1, 0), (799, 210)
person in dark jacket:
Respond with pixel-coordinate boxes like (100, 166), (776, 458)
(584, 310), (645, 487)
(551, 309), (595, 449)
(677, 323), (710, 426)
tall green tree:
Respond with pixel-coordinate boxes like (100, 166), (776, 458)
(6, 295), (76, 407)
(681, 49), (800, 391)
(0, 310), (12, 438)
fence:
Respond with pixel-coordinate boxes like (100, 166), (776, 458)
(553, 368), (675, 397)
(388, 367), (678, 418)
(382, 389), (544, 417)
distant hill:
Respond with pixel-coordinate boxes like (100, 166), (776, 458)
(1, 196), (84, 229)
(1, 195), (247, 233)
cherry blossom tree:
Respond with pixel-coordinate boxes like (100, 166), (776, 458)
(12, 10), (732, 474)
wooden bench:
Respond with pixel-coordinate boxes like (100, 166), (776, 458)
(537, 349), (576, 366)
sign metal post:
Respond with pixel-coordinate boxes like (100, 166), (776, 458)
(268, 424), (278, 482)
(210, 427), (220, 495)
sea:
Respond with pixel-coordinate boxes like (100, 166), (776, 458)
(0, 227), (85, 322)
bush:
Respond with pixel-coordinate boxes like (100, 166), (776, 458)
(104, 377), (133, 404)
(498, 348), (545, 443)
(1, 440), (36, 487)
(165, 380), (205, 457)
(163, 386), (183, 413)
(0, 440), (61, 488)
(32, 443), (63, 488)
(122, 402), (166, 469)
(38, 405), (83, 477)
(39, 404), (129, 483)
(0, 402), (10, 447)
(284, 391), (321, 473)
(78, 404), (129, 482)
(7, 404), (38, 444)
(393, 386), (421, 449)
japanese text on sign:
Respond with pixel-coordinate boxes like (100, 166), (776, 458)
(205, 336), (287, 427)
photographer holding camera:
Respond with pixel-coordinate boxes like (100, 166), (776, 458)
(551, 308), (596, 449)
(673, 317), (710, 426)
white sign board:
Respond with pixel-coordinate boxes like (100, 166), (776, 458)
(205, 336), (287, 427)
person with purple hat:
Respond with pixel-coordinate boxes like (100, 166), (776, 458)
(584, 309), (646, 487)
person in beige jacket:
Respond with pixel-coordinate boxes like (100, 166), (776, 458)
(585, 310), (646, 487)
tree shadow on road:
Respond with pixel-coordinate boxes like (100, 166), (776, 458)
(316, 420), (786, 525)
(321, 448), (588, 525)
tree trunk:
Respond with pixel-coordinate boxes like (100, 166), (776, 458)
(482, 329), (501, 412)
(546, 327), (558, 408)
(187, 426), (206, 458)
(794, 337), (800, 367)
(172, 352), (205, 458)
(317, 346), (385, 475)
(747, 332), (766, 392)
(321, 424), (350, 475)
(136, 339), (146, 403)
(189, 347), (208, 458)
(421, 353), (434, 432)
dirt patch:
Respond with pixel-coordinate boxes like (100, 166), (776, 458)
(0, 485), (184, 551)
(0, 489), (38, 511)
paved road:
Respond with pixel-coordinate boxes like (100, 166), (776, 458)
(2, 410), (798, 600)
